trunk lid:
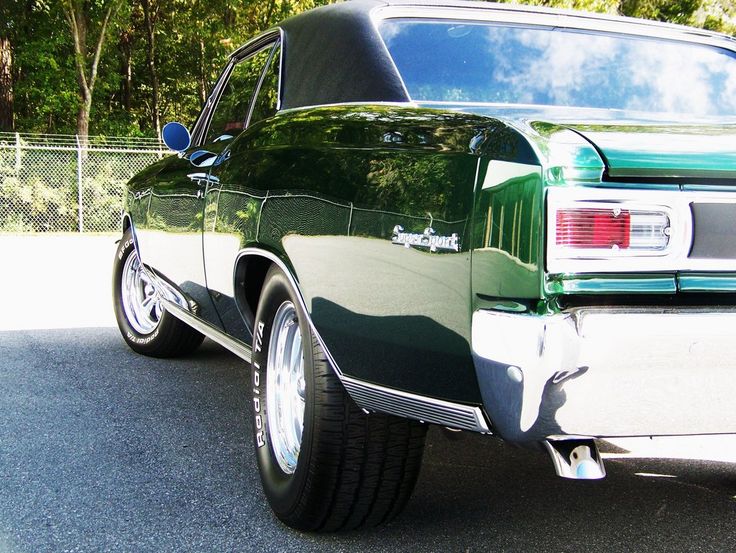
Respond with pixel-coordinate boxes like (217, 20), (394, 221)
(567, 124), (736, 180)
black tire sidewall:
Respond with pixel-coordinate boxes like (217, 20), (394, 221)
(251, 267), (316, 518)
(112, 231), (167, 352)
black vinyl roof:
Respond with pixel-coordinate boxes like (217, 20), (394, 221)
(279, 0), (405, 110)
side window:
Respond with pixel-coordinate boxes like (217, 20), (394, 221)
(249, 44), (281, 127)
(205, 45), (272, 144)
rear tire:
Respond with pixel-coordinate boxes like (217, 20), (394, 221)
(112, 230), (203, 357)
(251, 265), (427, 531)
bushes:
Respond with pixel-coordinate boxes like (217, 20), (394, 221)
(0, 140), (161, 232)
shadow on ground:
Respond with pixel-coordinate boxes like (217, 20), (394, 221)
(1, 328), (735, 552)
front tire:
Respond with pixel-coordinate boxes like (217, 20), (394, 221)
(112, 230), (203, 357)
(251, 265), (427, 531)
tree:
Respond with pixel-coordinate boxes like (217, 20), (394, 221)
(4, 0), (731, 139)
(619, 0), (703, 24)
(0, 36), (12, 132)
(0, 0), (22, 132)
(61, 0), (124, 140)
(141, 0), (162, 136)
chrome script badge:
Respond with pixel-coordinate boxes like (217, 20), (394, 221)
(391, 225), (460, 252)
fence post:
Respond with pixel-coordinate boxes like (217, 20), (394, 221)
(76, 134), (83, 233)
(14, 132), (20, 172)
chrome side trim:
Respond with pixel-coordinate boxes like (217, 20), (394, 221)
(234, 247), (491, 432)
(246, 35), (283, 127)
(342, 376), (491, 433)
(140, 265), (188, 311)
(230, 28), (283, 62)
(122, 214), (143, 262)
(161, 298), (253, 363)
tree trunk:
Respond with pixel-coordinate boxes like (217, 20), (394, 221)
(0, 36), (14, 132)
(142, 0), (160, 136)
(77, 94), (91, 144)
(63, 0), (120, 140)
(263, 0), (276, 28)
(119, 30), (132, 112)
(197, 38), (207, 106)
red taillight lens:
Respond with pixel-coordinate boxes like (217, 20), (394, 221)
(556, 208), (631, 249)
(546, 189), (680, 274)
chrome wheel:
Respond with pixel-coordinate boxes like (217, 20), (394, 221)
(121, 250), (162, 335)
(266, 301), (306, 475)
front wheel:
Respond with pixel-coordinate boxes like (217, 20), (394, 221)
(251, 265), (427, 531)
(112, 230), (203, 357)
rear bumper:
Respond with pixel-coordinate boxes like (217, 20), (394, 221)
(472, 307), (736, 442)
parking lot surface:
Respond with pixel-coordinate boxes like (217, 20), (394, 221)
(2, 235), (736, 552)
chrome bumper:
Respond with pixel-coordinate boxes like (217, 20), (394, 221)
(472, 307), (736, 442)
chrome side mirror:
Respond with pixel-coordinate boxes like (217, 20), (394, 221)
(162, 122), (191, 152)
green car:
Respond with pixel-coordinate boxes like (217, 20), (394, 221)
(112, 0), (736, 531)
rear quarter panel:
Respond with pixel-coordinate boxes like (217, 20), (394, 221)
(205, 105), (539, 403)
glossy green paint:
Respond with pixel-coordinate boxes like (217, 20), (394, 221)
(471, 160), (544, 302)
(467, 111), (736, 183)
(200, 105), (539, 403)
(568, 124), (736, 179)
(522, 121), (605, 185)
(546, 274), (678, 295)
(678, 274), (736, 293)
(125, 151), (224, 328)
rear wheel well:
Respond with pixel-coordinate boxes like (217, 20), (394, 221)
(234, 254), (273, 331)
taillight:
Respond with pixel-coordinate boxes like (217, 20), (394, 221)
(547, 188), (689, 273)
(556, 208), (631, 249)
(555, 208), (670, 251)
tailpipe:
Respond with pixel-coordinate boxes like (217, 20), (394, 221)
(543, 438), (606, 480)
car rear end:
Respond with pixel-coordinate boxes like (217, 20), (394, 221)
(375, 3), (736, 475)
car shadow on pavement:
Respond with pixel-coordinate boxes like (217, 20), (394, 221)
(2, 328), (736, 553)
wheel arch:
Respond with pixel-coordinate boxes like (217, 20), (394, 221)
(232, 248), (344, 376)
(120, 213), (144, 262)
(122, 212), (133, 233)
(232, 246), (490, 433)
(233, 250), (273, 333)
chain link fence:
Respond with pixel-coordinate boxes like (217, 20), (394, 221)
(0, 133), (167, 233)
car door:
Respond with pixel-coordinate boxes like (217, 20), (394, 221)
(201, 36), (281, 341)
(131, 127), (222, 328)
(135, 38), (275, 330)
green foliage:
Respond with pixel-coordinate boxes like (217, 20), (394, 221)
(0, 146), (161, 232)
(2, 0), (735, 137)
(619, 0), (702, 23)
(0, 150), (78, 231)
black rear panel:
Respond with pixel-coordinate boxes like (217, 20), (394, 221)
(690, 202), (736, 260)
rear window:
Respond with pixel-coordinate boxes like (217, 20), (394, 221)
(378, 19), (736, 118)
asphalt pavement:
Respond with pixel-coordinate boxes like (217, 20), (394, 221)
(2, 235), (736, 552)
(1, 328), (736, 552)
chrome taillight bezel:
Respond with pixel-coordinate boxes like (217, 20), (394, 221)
(546, 187), (694, 274)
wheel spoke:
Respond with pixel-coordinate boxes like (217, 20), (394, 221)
(121, 250), (161, 335)
(141, 294), (155, 310)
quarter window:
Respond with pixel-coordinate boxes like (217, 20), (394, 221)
(249, 44), (282, 126)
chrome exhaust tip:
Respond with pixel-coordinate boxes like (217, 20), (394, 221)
(544, 438), (606, 480)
